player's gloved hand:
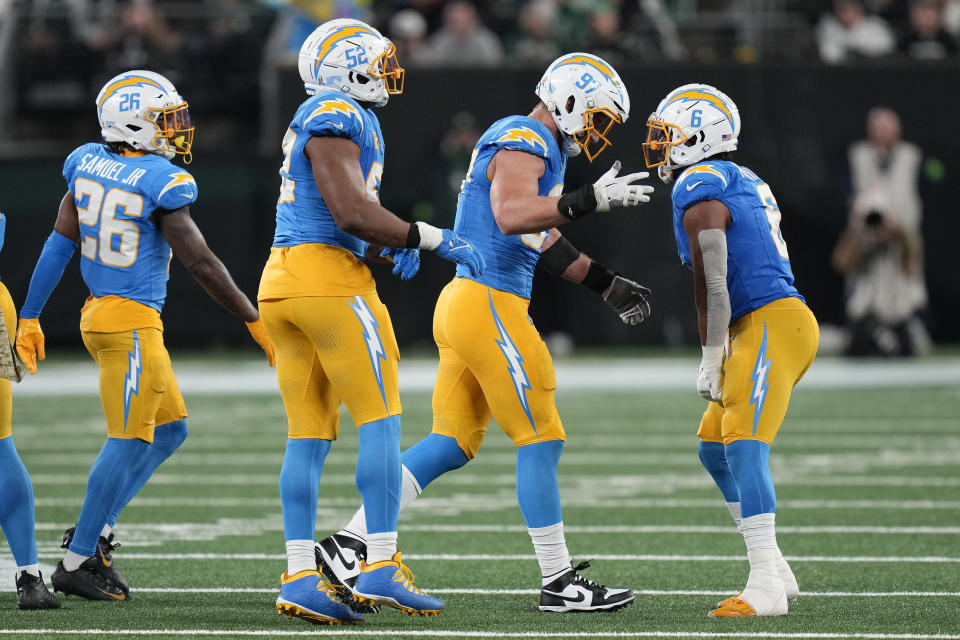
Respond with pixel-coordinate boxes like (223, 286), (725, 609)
(245, 318), (276, 367)
(602, 275), (652, 326)
(697, 345), (724, 402)
(380, 247), (421, 280)
(435, 228), (485, 278)
(15, 317), (45, 375)
(592, 161), (654, 212)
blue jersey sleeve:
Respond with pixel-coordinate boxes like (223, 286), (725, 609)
(671, 163), (732, 212)
(483, 118), (551, 159)
(300, 94), (365, 144)
(145, 166), (199, 211)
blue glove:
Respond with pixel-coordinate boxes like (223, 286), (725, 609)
(434, 228), (485, 278)
(380, 247), (421, 280)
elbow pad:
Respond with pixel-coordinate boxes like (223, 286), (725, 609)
(538, 235), (580, 277)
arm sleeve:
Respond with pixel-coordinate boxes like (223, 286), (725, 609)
(697, 228), (731, 349)
(19, 231), (78, 319)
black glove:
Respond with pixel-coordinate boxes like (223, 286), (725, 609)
(602, 275), (652, 326)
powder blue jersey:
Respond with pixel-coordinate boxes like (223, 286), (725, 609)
(272, 91), (385, 259)
(672, 159), (801, 322)
(453, 116), (566, 299)
(63, 143), (198, 311)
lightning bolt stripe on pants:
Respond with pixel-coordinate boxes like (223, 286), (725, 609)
(348, 295), (388, 408)
(749, 322), (772, 436)
(488, 290), (535, 431)
(123, 330), (142, 431)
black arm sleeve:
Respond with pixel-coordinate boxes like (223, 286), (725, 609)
(537, 234), (581, 277)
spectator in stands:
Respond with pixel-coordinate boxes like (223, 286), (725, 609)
(389, 8), (429, 66)
(817, 0), (896, 62)
(832, 107), (930, 357)
(509, 0), (559, 65)
(578, 3), (652, 64)
(106, 1), (183, 75)
(420, 0), (503, 66)
(898, 0), (958, 60)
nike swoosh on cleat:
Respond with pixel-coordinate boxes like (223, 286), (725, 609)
(327, 543), (356, 572)
(98, 588), (126, 600)
(98, 550), (112, 567)
(542, 590), (587, 604)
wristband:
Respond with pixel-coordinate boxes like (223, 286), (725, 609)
(581, 261), (615, 294)
(405, 223), (420, 249)
(557, 184), (597, 219)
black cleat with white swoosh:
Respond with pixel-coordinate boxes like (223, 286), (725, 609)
(315, 533), (380, 614)
(538, 561), (635, 613)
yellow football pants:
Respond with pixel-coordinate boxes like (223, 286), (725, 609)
(260, 294), (401, 439)
(698, 297), (819, 445)
(431, 278), (565, 459)
(82, 328), (187, 443)
(0, 282), (15, 440)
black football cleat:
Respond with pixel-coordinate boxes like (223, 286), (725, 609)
(539, 561), (635, 613)
(16, 571), (61, 610)
(62, 526), (130, 596)
(51, 559), (129, 601)
(316, 533), (380, 614)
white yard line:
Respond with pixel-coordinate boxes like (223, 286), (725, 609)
(29, 552), (960, 563)
(13, 357), (960, 395)
(1, 629), (959, 639)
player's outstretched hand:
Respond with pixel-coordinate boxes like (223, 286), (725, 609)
(245, 318), (276, 367)
(380, 247), (421, 280)
(593, 161), (654, 212)
(433, 228), (485, 278)
(603, 275), (652, 326)
(15, 317), (45, 375)
(697, 345), (724, 402)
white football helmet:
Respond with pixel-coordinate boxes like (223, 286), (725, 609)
(535, 53), (630, 162)
(643, 83), (740, 182)
(298, 19), (404, 106)
(96, 70), (194, 162)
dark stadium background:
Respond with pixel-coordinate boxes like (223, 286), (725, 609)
(1, 9), (956, 351)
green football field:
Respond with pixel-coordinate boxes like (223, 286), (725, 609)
(2, 364), (959, 639)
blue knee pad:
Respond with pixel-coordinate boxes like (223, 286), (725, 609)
(516, 440), (564, 529)
(401, 433), (469, 490)
(356, 415), (401, 535)
(724, 439), (776, 519)
(72, 437), (149, 557)
(698, 441), (740, 503)
(0, 436), (38, 567)
(107, 419), (189, 527)
(280, 437), (332, 541)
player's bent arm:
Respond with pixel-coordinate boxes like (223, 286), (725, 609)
(538, 229), (652, 326)
(305, 136), (413, 247)
(159, 207), (259, 323)
(489, 150), (567, 235)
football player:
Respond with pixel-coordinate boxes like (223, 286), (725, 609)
(642, 84), (819, 617)
(0, 213), (61, 610)
(16, 70), (275, 602)
(259, 19), (483, 625)
(316, 53), (653, 613)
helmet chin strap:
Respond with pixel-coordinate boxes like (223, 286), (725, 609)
(562, 136), (582, 158)
(658, 165), (674, 184)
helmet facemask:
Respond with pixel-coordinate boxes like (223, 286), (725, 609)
(571, 105), (621, 162)
(367, 42), (404, 96)
(642, 117), (690, 170)
(148, 102), (195, 163)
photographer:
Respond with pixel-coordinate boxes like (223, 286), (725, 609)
(832, 107), (929, 357)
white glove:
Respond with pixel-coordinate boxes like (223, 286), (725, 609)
(592, 161), (654, 212)
(697, 345), (724, 402)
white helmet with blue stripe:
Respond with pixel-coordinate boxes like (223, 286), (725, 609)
(643, 83), (740, 182)
(96, 70), (194, 162)
(535, 52), (630, 162)
(298, 18), (404, 106)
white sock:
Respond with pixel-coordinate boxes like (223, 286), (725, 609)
(528, 522), (572, 584)
(285, 539), (316, 576)
(343, 464), (422, 541)
(365, 531), (398, 564)
(739, 513), (787, 614)
(63, 550), (91, 572)
(100, 524), (112, 539)
(17, 564), (40, 578)
(725, 502), (742, 531)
